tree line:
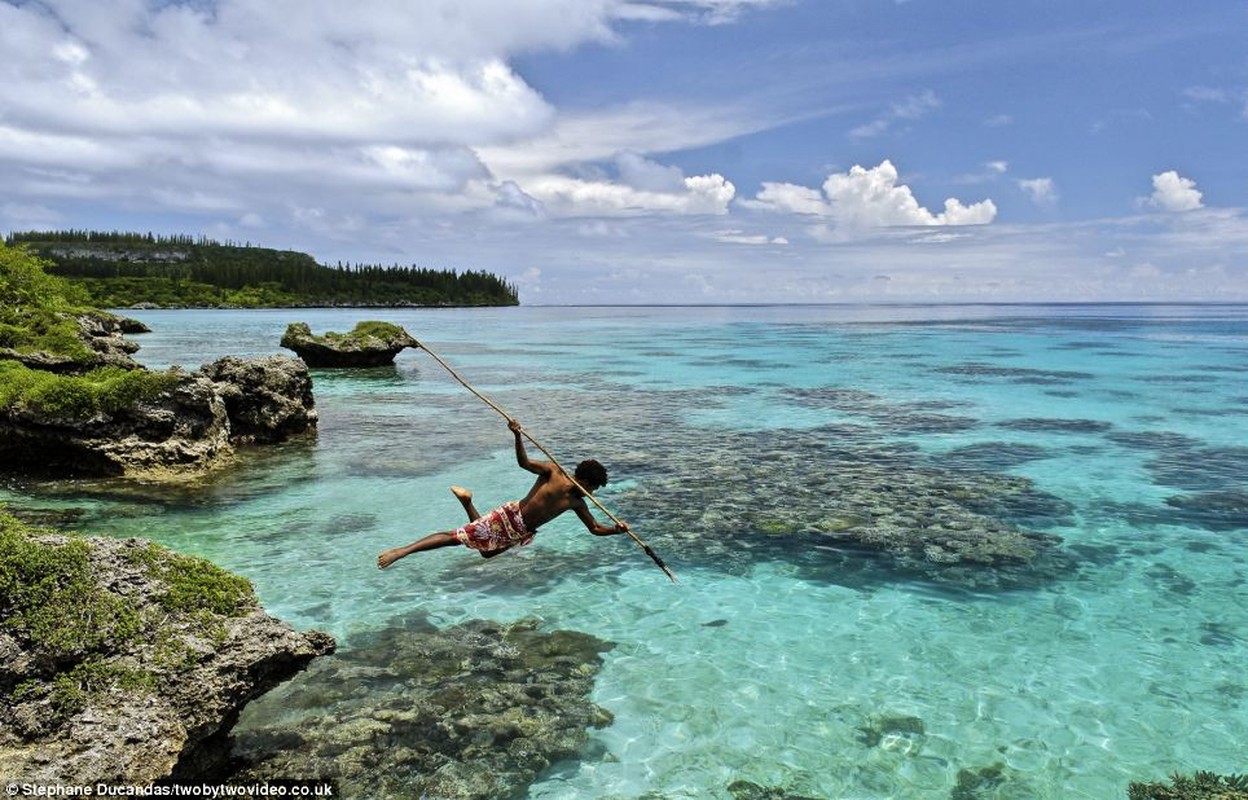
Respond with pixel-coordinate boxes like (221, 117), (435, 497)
(3, 230), (519, 308)
(7, 230), (219, 247)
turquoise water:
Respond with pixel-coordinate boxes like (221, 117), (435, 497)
(5, 304), (1247, 797)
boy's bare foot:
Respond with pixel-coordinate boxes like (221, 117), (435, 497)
(451, 485), (473, 502)
(377, 548), (405, 569)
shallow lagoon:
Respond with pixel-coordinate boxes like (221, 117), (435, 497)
(5, 304), (1246, 798)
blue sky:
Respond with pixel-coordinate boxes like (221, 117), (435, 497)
(2, 0), (1246, 303)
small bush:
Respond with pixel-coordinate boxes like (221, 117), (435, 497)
(24, 376), (99, 419)
(0, 309), (93, 360)
(158, 550), (254, 617)
(126, 541), (254, 618)
(47, 658), (155, 718)
(346, 320), (407, 341)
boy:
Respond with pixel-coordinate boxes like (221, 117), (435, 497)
(377, 419), (629, 568)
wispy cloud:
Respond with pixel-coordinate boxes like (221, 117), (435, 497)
(955, 161), (1009, 185)
(1017, 177), (1058, 209)
(849, 90), (940, 140)
(619, 0), (792, 25)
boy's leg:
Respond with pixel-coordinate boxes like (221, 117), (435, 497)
(377, 531), (459, 569)
(451, 486), (482, 521)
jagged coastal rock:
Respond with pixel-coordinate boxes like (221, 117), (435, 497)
(0, 368), (233, 477)
(280, 320), (420, 367)
(0, 357), (317, 479)
(1, 292), (318, 479)
(201, 355), (318, 444)
(0, 515), (336, 784)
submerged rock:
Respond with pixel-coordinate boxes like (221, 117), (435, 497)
(620, 424), (1071, 590)
(857, 714), (926, 748)
(950, 762), (1020, 800)
(727, 780), (823, 800)
(1164, 489), (1248, 531)
(280, 321), (420, 368)
(0, 514), (335, 784)
(228, 614), (614, 799)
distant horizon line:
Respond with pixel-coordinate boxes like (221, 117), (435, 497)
(118, 300), (1248, 311)
(520, 300), (1248, 308)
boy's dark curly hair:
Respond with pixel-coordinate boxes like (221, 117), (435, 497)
(574, 459), (608, 489)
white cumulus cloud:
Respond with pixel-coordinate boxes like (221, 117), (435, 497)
(745, 160), (996, 236)
(1146, 170), (1204, 212)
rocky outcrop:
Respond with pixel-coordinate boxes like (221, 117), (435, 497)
(229, 615), (614, 799)
(0, 310), (145, 373)
(280, 321), (419, 367)
(201, 355), (318, 444)
(0, 355), (317, 479)
(0, 368), (233, 477)
(0, 519), (335, 784)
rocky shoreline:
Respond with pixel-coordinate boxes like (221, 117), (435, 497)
(1, 247), (337, 787)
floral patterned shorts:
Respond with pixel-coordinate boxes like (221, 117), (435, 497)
(453, 501), (533, 556)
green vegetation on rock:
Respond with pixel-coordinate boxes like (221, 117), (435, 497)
(124, 540), (253, 617)
(1128, 771), (1248, 799)
(0, 512), (140, 662)
(324, 320), (409, 342)
(0, 239), (87, 311)
(0, 360), (180, 420)
(7, 229), (520, 308)
(1, 508), (257, 725)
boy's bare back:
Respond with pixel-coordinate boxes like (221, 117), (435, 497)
(516, 467), (586, 530)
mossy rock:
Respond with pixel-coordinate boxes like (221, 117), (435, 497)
(0, 507), (334, 784)
(280, 321), (420, 367)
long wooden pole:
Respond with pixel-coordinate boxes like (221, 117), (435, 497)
(416, 343), (679, 583)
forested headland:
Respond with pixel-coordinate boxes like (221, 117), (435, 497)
(4, 230), (520, 308)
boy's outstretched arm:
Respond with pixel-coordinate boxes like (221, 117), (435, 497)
(575, 503), (630, 536)
(509, 418), (552, 475)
